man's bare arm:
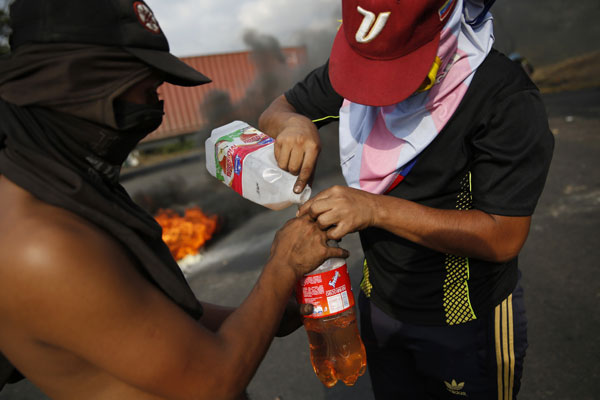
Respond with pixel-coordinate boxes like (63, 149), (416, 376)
(198, 303), (234, 332)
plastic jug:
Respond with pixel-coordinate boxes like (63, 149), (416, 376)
(206, 121), (311, 210)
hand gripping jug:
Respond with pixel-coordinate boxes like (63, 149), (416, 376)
(205, 121), (311, 210)
(296, 241), (367, 387)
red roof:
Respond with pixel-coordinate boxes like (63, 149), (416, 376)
(145, 47), (307, 142)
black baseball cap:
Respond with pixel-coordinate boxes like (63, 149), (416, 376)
(8, 0), (211, 87)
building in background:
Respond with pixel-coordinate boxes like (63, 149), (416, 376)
(144, 46), (307, 144)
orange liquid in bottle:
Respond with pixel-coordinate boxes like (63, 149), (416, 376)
(303, 308), (367, 387)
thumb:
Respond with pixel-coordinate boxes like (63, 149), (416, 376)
(299, 303), (314, 316)
(327, 246), (350, 260)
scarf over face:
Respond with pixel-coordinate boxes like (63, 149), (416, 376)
(338, 0), (495, 194)
(0, 44), (204, 335)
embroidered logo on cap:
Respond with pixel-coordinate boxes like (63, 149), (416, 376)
(355, 6), (391, 44)
(133, 1), (161, 34)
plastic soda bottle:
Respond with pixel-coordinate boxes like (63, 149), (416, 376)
(296, 241), (367, 387)
(205, 121), (311, 210)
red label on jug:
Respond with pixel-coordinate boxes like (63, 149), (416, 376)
(213, 126), (274, 195)
(296, 264), (355, 319)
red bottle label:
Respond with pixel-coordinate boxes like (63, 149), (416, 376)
(296, 264), (355, 319)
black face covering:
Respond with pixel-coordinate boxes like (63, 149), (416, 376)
(103, 99), (165, 164)
(114, 99), (165, 133)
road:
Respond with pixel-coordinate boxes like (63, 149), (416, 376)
(1, 88), (598, 399)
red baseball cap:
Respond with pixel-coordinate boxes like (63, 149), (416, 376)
(329, 0), (457, 106)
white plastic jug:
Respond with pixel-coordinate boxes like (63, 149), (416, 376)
(205, 121), (311, 210)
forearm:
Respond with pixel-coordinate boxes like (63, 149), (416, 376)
(207, 260), (297, 395)
(177, 216), (343, 399)
(372, 195), (530, 262)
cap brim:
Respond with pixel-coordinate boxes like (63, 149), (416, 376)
(328, 26), (440, 106)
(125, 47), (211, 87)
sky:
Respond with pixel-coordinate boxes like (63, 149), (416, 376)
(145, 0), (341, 57)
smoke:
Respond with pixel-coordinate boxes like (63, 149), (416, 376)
(295, 28), (337, 69)
(237, 29), (294, 125)
(201, 90), (236, 129)
(201, 28), (322, 130)
(243, 30), (286, 65)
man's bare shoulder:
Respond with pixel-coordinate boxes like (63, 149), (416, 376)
(0, 198), (128, 277)
(0, 180), (141, 328)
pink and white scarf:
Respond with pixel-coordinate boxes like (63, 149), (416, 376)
(338, 0), (495, 194)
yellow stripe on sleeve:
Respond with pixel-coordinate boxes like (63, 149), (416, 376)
(311, 115), (340, 124)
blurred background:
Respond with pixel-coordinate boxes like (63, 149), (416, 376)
(0, 0), (598, 399)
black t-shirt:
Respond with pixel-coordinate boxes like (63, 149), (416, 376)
(285, 49), (554, 325)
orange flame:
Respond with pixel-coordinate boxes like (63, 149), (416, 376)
(154, 207), (218, 261)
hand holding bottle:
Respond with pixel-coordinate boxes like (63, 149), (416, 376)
(268, 215), (349, 281)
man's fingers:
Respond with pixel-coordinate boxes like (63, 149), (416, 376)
(295, 150), (318, 192)
(314, 210), (340, 230)
(297, 193), (333, 217)
(327, 245), (349, 260)
(294, 177), (307, 194)
(296, 199), (313, 217)
(274, 143), (291, 171)
(287, 148), (305, 176)
(299, 303), (314, 316)
(294, 170), (313, 194)
(326, 225), (346, 241)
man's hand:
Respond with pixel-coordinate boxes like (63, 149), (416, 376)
(297, 186), (378, 240)
(259, 95), (321, 194)
(275, 296), (314, 337)
(273, 118), (320, 194)
(269, 214), (349, 280)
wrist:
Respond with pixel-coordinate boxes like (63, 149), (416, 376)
(370, 193), (386, 229)
(263, 258), (300, 291)
(277, 113), (317, 139)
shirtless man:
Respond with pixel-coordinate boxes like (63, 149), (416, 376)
(0, 1), (347, 399)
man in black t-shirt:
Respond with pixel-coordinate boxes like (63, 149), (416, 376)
(259, 0), (554, 398)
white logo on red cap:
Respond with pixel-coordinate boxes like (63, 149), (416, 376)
(133, 1), (161, 34)
(355, 6), (391, 44)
